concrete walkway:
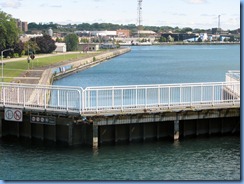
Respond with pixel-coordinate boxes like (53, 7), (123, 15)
(11, 48), (131, 85)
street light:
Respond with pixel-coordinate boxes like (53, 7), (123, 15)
(1, 48), (13, 82)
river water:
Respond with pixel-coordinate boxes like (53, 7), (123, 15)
(0, 45), (240, 181)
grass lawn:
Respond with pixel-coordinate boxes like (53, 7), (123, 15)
(2, 53), (97, 82)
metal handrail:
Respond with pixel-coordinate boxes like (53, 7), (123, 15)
(0, 80), (240, 115)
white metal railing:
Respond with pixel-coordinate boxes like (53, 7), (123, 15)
(0, 80), (240, 115)
(226, 70), (240, 82)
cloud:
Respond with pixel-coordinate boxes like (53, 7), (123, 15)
(39, 3), (62, 8)
(201, 14), (215, 17)
(185, 0), (208, 4)
(173, 13), (187, 16)
(50, 5), (62, 8)
(0, 0), (22, 8)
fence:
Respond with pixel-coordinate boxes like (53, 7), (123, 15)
(0, 80), (240, 115)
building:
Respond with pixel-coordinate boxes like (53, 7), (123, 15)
(48, 28), (53, 37)
(22, 22), (28, 32)
(19, 34), (43, 42)
(55, 43), (67, 53)
(77, 43), (100, 52)
(161, 33), (198, 42)
(15, 19), (28, 33)
(90, 31), (117, 37)
(116, 29), (131, 38)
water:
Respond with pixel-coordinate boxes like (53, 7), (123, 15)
(0, 136), (240, 180)
(0, 45), (241, 181)
(53, 45), (240, 88)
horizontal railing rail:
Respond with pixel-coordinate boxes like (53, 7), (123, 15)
(0, 80), (240, 115)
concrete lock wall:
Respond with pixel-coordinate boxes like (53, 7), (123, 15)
(0, 108), (240, 147)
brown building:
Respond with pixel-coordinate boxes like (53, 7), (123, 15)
(15, 19), (28, 33)
(116, 29), (131, 38)
(22, 22), (28, 32)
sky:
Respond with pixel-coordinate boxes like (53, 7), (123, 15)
(0, 0), (241, 30)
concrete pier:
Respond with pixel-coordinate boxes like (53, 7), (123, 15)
(0, 107), (239, 147)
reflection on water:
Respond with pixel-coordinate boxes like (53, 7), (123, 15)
(0, 136), (240, 180)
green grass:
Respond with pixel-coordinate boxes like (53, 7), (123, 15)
(2, 53), (97, 82)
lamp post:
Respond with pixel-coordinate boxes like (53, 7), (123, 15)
(1, 48), (13, 82)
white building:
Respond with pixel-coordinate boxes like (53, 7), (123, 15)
(91, 31), (117, 37)
(55, 43), (67, 53)
(199, 33), (208, 41)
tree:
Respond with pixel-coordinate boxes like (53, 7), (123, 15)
(13, 41), (25, 57)
(25, 39), (40, 55)
(159, 36), (167, 42)
(0, 10), (20, 54)
(34, 35), (56, 54)
(65, 34), (79, 51)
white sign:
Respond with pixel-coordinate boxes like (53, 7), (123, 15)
(5, 108), (23, 122)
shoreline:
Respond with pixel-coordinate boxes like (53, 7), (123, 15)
(153, 42), (240, 46)
(40, 47), (131, 86)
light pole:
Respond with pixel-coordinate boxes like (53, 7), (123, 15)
(1, 48), (13, 82)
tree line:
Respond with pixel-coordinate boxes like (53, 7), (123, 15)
(28, 22), (210, 34)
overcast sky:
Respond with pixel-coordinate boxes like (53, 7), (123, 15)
(0, 0), (241, 30)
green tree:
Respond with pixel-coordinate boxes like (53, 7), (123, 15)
(0, 10), (20, 54)
(34, 35), (56, 54)
(159, 36), (167, 42)
(65, 34), (79, 51)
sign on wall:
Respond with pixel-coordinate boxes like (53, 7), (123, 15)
(4, 108), (23, 122)
(30, 115), (56, 125)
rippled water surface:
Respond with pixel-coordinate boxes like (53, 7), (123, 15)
(1, 45), (240, 181)
(53, 45), (240, 88)
(0, 136), (240, 180)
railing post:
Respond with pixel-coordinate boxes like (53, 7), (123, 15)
(179, 85), (182, 105)
(212, 85), (214, 106)
(82, 89), (85, 113)
(112, 87), (114, 109)
(158, 85), (160, 106)
(23, 88), (26, 108)
(168, 87), (170, 108)
(3, 86), (5, 106)
(121, 89), (123, 111)
(201, 83), (203, 103)
(78, 89), (82, 113)
(44, 89), (47, 110)
(145, 88), (147, 108)
(96, 89), (98, 112)
(57, 90), (60, 107)
(66, 91), (69, 111)
(190, 86), (193, 106)
(136, 86), (138, 108)
(17, 87), (19, 104)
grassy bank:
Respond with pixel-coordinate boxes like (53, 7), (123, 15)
(2, 52), (98, 82)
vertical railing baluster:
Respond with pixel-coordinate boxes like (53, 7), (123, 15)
(96, 89), (98, 112)
(121, 89), (123, 111)
(158, 85), (160, 106)
(168, 87), (170, 108)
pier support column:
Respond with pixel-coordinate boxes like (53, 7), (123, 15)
(68, 123), (73, 146)
(196, 120), (199, 136)
(209, 119), (211, 135)
(0, 118), (2, 138)
(156, 123), (160, 140)
(16, 122), (20, 138)
(143, 123), (146, 141)
(174, 120), (179, 140)
(93, 124), (98, 148)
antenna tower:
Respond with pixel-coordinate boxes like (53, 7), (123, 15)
(137, 0), (143, 38)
